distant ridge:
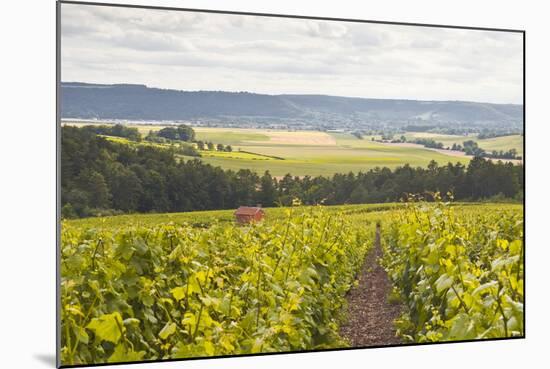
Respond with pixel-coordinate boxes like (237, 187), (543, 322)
(61, 82), (523, 131)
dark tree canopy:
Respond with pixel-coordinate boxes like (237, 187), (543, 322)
(156, 125), (195, 142)
(82, 124), (141, 141)
(61, 126), (524, 218)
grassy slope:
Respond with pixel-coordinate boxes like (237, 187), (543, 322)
(194, 127), (271, 145)
(105, 129), (474, 177)
(403, 132), (523, 155)
(192, 150), (471, 177)
(478, 135), (524, 155)
(193, 131), (472, 177)
(199, 150), (274, 161)
(68, 124), (523, 177)
(65, 202), (522, 232)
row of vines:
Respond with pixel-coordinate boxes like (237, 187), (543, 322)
(60, 208), (371, 365)
(381, 199), (524, 342)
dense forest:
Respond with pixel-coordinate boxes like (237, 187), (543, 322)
(61, 126), (524, 218)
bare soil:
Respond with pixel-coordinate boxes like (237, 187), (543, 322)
(339, 225), (403, 347)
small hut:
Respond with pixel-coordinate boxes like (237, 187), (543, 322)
(234, 206), (265, 224)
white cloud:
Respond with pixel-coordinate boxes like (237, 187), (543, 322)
(304, 21), (349, 39)
(60, 3), (523, 104)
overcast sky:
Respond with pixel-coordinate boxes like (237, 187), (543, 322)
(61, 3), (523, 104)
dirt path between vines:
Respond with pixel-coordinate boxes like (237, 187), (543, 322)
(340, 224), (403, 347)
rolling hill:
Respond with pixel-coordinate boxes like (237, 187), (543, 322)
(61, 82), (523, 131)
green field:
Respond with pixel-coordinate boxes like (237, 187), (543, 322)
(478, 135), (524, 155)
(192, 129), (522, 176)
(192, 129), (477, 177)
(199, 150), (275, 161)
(403, 132), (523, 156)
(64, 123), (523, 177)
(127, 125), (271, 145)
(194, 127), (271, 145)
(96, 132), (469, 177)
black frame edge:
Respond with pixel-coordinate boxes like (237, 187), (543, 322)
(56, 1), (62, 368)
(58, 0), (525, 33)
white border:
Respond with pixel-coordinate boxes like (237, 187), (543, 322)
(1, 1), (547, 368)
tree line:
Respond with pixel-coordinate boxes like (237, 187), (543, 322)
(79, 124), (142, 141)
(452, 140), (521, 160)
(383, 134), (522, 160)
(61, 126), (524, 218)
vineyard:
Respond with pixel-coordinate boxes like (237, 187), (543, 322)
(381, 198), (524, 342)
(60, 207), (371, 365)
(60, 201), (523, 365)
